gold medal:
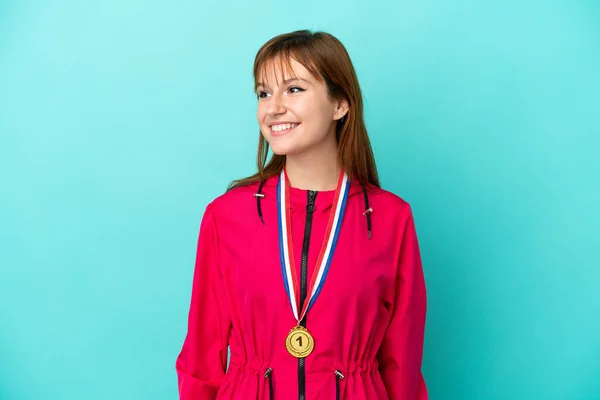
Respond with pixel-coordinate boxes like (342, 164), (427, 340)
(285, 325), (315, 358)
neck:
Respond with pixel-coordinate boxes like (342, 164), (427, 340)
(285, 148), (341, 192)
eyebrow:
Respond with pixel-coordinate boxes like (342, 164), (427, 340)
(256, 77), (309, 89)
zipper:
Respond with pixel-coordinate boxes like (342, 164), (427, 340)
(298, 190), (317, 400)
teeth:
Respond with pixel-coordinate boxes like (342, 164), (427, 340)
(272, 123), (296, 132)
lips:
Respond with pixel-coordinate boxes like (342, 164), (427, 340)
(270, 123), (300, 137)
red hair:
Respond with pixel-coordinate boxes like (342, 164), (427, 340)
(228, 30), (379, 191)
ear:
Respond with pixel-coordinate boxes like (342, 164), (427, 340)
(333, 98), (350, 121)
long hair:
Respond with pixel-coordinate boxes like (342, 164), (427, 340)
(227, 30), (379, 191)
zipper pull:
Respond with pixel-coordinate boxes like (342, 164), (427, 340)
(306, 190), (317, 214)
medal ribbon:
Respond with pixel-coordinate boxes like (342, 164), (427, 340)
(277, 167), (350, 323)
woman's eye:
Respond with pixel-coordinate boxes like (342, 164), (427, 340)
(256, 87), (304, 99)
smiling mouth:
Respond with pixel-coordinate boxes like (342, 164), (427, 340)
(270, 123), (300, 136)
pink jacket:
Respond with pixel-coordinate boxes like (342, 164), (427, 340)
(176, 173), (428, 399)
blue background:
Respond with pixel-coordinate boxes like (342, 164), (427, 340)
(1, 1), (599, 399)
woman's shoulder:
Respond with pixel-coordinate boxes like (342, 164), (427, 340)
(204, 180), (262, 217)
(365, 185), (414, 219)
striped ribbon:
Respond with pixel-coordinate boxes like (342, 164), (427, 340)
(277, 167), (350, 322)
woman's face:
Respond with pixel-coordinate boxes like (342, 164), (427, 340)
(256, 57), (347, 156)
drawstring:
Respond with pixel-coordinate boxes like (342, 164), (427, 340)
(360, 183), (373, 240)
(255, 178), (373, 240)
(254, 179), (266, 225)
(335, 370), (344, 400)
(264, 367), (273, 400)
(263, 366), (344, 399)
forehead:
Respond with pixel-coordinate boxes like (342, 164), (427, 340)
(255, 56), (319, 88)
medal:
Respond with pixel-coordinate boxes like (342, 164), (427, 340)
(285, 326), (315, 358)
(277, 167), (350, 358)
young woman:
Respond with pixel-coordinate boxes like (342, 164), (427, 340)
(176, 30), (428, 400)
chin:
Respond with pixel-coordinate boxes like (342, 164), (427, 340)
(269, 146), (296, 156)
(266, 140), (298, 156)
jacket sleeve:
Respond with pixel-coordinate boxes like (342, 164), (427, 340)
(377, 204), (428, 399)
(176, 203), (231, 399)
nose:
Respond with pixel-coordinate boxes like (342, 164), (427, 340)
(265, 92), (287, 116)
